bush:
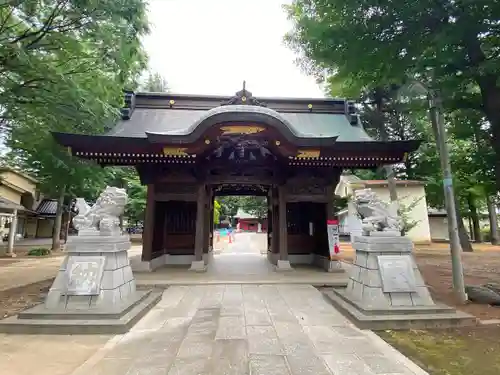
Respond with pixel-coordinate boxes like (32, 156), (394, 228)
(27, 247), (51, 256)
(481, 228), (491, 242)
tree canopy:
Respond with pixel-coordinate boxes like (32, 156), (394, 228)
(0, 0), (150, 248)
(285, 0), (500, 190)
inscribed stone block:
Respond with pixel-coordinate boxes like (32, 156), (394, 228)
(65, 256), (105, 296)
(377, 255), (417, 293)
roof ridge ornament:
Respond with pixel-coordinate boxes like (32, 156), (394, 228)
(221, 81), (267, 107)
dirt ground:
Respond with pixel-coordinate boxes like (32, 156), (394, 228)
(415, 248), (500, 319)
(0, 279), (52, 319)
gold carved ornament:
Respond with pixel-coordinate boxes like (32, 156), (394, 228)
(162, 147), (190, 156)
(296, 149), (321, 158)
(219, 125), (266, 135)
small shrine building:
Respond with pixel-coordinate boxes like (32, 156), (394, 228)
(53, 87), (419, 271)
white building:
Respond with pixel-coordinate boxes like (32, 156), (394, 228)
(335, 175), (432, 243)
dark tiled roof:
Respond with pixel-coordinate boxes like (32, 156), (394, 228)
(107, 106), (373, 142)
(35, 199), (58, 216)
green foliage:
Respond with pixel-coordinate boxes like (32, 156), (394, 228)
(332, 196), (348, 213)
(1, 0), (150, 199)
(285, 0), (500, 190)
(239, 196), (268, 220)
(213, 200), (221, 225)
(27, 247), (51, 256)
(116, 168), (146, 224)
(399, 197), (424, 236)
(140, 71), (169, 92)
(217, 196), (241, 219)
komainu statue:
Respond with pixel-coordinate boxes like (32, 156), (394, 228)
(352, 188), (402, 235)
(73, 186), (128, 236)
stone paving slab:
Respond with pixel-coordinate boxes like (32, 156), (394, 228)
(72, 284), (429, 375)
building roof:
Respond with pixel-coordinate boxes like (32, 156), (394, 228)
(0, 166), (38, 184)
(0, 197), (32, 213)
(35, 199), (58, 216)
(235, 208), (258, 219)
(108, 106), (373, 142)
(52, 88), (421, 169)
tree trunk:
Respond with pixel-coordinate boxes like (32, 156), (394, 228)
(487, 196), (499, 245)
(463, 32), (500, 191)
(455, 204), (473, 252)
(64, 212), (70, 243)
(385, 165), (399, 202)
(467, 194), (482, 243)
(468, 217), (474, 241)
(51, 185), (66, 251)
(375, 97), (399, 202)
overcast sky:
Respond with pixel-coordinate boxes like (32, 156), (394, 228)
(142, 0), (325, 98)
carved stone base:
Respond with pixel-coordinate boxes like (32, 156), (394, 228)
(0, 233), (161, 334)
(324, 235), (477, 329)
(45, 235), (136, 310)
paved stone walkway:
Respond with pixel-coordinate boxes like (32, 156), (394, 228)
(75, 285), (427, 375)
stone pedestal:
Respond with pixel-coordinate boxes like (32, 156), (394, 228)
(324, 235), (476, 330)
(0, 233), (161, 334)
(45, 235), (137, 309)
(346, 236), (434, 308)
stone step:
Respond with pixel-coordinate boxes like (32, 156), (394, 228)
(322, 288), (478, 331)
(0, 290), (162, 335)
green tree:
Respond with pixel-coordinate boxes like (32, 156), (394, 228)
(140, 71), (169, 92)
(285, 0), (500, 190)
(1, 0), (149, 250)
(123, 171), (146, 224)
(213, 200), (221, 225)
(217, 196), (241, 220)
(239, 196), (268, 221)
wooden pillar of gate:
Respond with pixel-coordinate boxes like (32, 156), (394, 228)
(142, 184), (155, 262)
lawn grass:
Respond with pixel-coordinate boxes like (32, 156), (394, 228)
(378, 326), (500, 375)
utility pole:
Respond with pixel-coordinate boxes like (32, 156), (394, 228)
(428, 91), (467, 303)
